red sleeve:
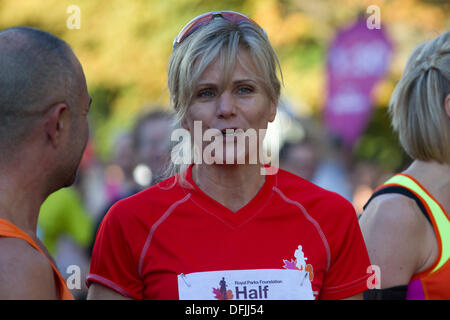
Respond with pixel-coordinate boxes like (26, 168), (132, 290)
(87, 201), (144, 299)
(319, 195), (372, 300)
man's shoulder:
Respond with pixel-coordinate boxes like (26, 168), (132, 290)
(0, 237), (58, 299)
(0, 236), (46, 264)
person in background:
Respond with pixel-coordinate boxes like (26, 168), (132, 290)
(312, 134), (353, 201)
(89, 131), (141, 256)
(0, 26), (91, 299)
(350, 161), (390, 217)
(279, 137), (319, 182)
(103, 131), (140, 205)
(89, 110), (174, 257)
(360, 30), (450, 300)
(87, 10), (371, 300)
(131, 109), (173, 186)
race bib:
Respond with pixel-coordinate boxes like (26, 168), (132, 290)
(177, 269), (314, 300)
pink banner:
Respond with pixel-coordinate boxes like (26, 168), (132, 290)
(324, 18), (392, 148)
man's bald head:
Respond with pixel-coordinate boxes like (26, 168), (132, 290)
(0, 26), (81, 154)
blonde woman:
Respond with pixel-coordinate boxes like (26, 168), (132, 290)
(87, 11), (371, 300)
(360, 31), (450, 300)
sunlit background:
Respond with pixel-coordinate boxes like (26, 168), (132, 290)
(1, 0), (447, 163)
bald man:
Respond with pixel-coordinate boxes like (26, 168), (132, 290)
(0, 26), (91, 299)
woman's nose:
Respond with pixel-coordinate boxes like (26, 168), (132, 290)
(216, 92), (236, 118)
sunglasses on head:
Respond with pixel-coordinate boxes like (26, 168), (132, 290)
(173, 10), (265, 49)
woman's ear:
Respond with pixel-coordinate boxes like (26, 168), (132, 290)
(181, 116), (190, 131)
(268, 99), (278, 123)
(445, 93), (450, 119)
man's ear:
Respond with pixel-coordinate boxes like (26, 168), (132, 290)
(445, 93), (450, 119)
(44, 103), (69, 148)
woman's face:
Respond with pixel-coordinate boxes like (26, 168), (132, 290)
(182, 49), (277, 165)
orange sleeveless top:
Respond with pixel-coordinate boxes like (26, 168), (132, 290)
(0, 218), (74, 300)
(371, 174), (450, 299)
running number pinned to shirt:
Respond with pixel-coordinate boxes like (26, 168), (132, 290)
(178, 269), (314, 300)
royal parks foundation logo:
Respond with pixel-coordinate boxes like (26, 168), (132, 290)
(212, 277), (234, 300)
(212, 276), (280, 300)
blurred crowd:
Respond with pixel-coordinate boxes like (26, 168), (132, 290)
(37, 104), (397, 299)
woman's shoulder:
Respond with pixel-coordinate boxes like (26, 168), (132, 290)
(274, 168), (355, 223)
(275, 168), (351, 205)
(104, 175), (187, 221)
(274, 169), (361, 246)
(361, 192), (426, 231)
(359, 186), (435, 284)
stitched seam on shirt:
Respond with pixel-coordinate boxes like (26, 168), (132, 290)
(186, 171), (279, 230)
(86, 274), (135, 299)
(273, 187), (331, 272)
(187, 191), (275, 230)
(320, 274), (370, 294)
(138, 193), (191, 278)
(187, 197), (237, 229)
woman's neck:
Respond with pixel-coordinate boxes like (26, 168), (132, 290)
(403, 160), (450, 208)
(404, 160), (450, 185)
(192, 163), (266, 212)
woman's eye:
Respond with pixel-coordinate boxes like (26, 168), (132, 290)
(237, 86), (253, 94)
(197, 89), (215, 98)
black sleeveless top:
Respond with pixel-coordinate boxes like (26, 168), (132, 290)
(362, 185), (431, 225)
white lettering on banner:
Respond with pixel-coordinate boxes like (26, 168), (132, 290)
(177, 269), (314, 300)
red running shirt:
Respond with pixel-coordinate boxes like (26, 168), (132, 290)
(87, 166), (371, 300)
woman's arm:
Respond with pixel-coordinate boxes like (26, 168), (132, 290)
(87, 283), (133, 300)
(359, 194), (434, 289)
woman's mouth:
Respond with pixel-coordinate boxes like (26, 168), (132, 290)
(220, 128), (243, 136)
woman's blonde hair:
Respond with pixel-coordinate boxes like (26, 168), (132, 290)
(389, 30), (450, 163)
(165, 14), (282, 186)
